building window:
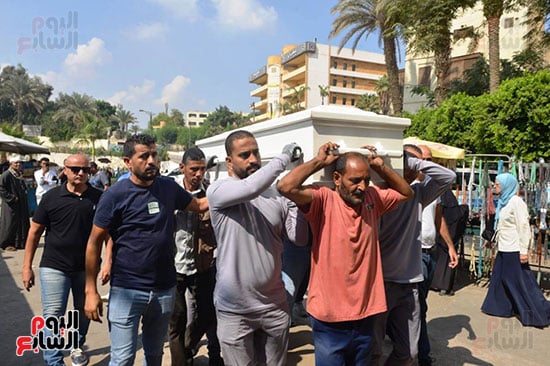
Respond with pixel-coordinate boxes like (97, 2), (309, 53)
(189, 122), (197, 126)
(351, 98), (355, 106)
(418, 66), (432, 87)
(199, 113), (208, 118)
(333, 60), (338, 69)
(343, 63), (347, 71)
(343, 79), (347, 88)
(351, 80), (356, 88)
(332, 96), (337, 104)
(342, 97), (347, 105)
(352, 64), (356, 72)
(332, 78), (337, 86)
(504, 17), (514, 28)
(189, 113), (197, 118)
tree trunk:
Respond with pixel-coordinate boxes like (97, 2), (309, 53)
(433, 41), (452, 106)
(487, 16), (501, 92)
(383, 36), (402, 114)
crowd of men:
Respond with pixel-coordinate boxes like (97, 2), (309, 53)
(4, 130), (466, 366)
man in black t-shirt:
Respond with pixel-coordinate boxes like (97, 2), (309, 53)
(22, 154), (102, 366)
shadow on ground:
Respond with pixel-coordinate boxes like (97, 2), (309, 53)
(0, 252), (43, 366)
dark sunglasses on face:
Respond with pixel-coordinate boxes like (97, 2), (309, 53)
(66, 166), (91, 174)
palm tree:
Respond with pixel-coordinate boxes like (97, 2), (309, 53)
(77, 113), (110, 160)
(53, 92), (97, 130)
(330, 0), (403, 114)
(0, 66), (48, 128)
(356, 93), (379, 112)
(402, 0), (476, 105)
(318, 85), (330, 105)
(482, 0), (522, 92)
(282, 86), (310, 115)
(112, 105), (136, 134)
(375, 75), (390, 114)
(129, 123), (141, 135)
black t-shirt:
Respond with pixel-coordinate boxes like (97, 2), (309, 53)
(94, 177), (192, 291)
(34, 184), (102, 272)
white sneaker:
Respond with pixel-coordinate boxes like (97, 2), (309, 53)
(70, 348), (89, 366)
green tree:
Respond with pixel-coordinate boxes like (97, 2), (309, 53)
(318, 85), (330, 105)
(0, 64), (51, 128)
(53, 92), (97, 134)
(402, 0), (476, 106)
(112, 105), (136, 134)
(95, 100), (117, 133)
(330, 0), (403, 114)
(156, 124), (179, 145)
(151, 112), (173, 127)
(406, 71), (550, 159)
(78, 113), (110, 160)
(473, 70), (550, 160)
(282, 86), (310, 115)
(355, 93), (380, 112)
(375, 75), (390, 114)
(448, 56), (490, 97)
(205, 105), (241, 128)
(170, 108), (185, 125)
(524, 0), (550, 54)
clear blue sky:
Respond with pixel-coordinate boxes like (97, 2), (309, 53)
(1, 1), (389, 128)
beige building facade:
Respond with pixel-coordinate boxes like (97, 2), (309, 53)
(249, 42), (386, 122)
(403, 2), (532, 112)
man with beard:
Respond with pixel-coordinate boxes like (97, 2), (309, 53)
(207, 130), (308, 366)
(84, 134), (208, 366)
(22, 154), (101, 366)
(0, 155), (30, 251)
(276, 143), (413, 365)
(372, 144), (456, 366)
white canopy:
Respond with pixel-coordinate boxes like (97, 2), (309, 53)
(0, 131), (50, 155)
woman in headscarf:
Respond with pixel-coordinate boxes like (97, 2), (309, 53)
(481, 173), (550, 327)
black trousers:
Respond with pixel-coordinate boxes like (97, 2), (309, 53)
(168, 267), (220, 365)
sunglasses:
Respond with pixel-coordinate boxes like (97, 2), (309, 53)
(66, 166), (91, 174)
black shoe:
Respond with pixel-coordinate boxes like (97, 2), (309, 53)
(419, 356), (435, 366)
(439, 290), (455, 296)
(209, 355), (225, 366)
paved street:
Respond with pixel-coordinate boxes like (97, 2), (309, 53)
(2, 239), (550, 365)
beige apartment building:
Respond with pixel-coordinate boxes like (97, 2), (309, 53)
(186, 111), (210, 128)
(403, 2), (538, 112)
(249, 42), (386, 122)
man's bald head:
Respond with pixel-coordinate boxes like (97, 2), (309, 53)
(418, 145), (432, 161)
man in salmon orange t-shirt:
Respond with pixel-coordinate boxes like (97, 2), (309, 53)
(277, 142), (413, 365)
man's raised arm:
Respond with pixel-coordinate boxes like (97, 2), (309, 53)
(365, 148), (413, 200)
(277, 142), (340, 206)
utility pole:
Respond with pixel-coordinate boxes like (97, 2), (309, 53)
(139, 109), (154, 129)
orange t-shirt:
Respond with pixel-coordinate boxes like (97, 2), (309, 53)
(302, 185), (403, 322)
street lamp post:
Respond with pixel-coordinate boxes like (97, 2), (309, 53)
(139, 109), (154, 129)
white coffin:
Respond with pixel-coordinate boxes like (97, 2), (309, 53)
(196, 105), (410, 186)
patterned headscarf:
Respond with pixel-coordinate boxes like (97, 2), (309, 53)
(494, 173), (518, 228)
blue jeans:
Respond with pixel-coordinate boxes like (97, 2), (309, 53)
(419, 250), (437, 363)
(310, 315), (377, 366)
(282, 241), (311, 311)
(108, 286), (176, 366)
(39, 267), (89, 366)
